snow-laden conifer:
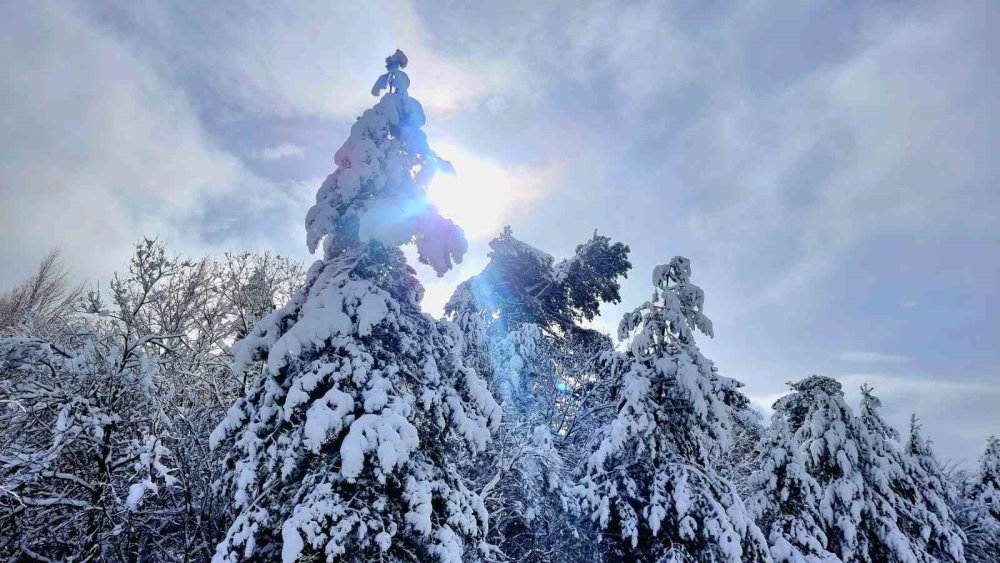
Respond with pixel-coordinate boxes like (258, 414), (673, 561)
(903, 415), (967, 561)
(746, 414), (839, 562)
(773, 376), (964, 562)
(857, 388), (965, 561)
(954, 436), (1000, 561)
(210, 51), (500, 563)
(444, 228), (629, 561)
(773, 376), (878, 561)
(576, 257), (770, 562)
(971, 436), (1000, 525)
(716, 375), (766, 495)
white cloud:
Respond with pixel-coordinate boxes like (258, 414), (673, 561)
(259, 143), (306, 160)
(104, 0), (523, 120)
(559, 1), (710, 114)
(1, 0), (995, 465)
(0, 0), (554, 299)
(662, 4), (996, 316)
(0, 1), (291, 288)
(836, 351), (910, 364)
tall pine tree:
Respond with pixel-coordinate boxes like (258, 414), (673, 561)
(856, 388), (964, 561)
(210, 51), (501, 563)
(956, 436), (1000, 561)
(576, 257), (770, 562)
(444, 228), (630, 561)
(772, 376), (967, 562)
(746, 413), (839, 562)
(904, 414), (966, 561)
(773, 376), (876, 561)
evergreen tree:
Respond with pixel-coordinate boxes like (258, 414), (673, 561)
(777, 376), (916, 562)
(774, 376), (961, 562)
(210, 51), (501, 563)
(902, 414), (966, 561)
(973, 436), (1000, 524)
(446, 227), (628, 405)
(856, 388), (964, 562)
(576, 257), (770, 562)
(746, 414), (839, 562)
(448, 227), (629, 335)
(715, 376), (766, 496)
(954, 436), (1000, 561)
(444, 229), (629, 561)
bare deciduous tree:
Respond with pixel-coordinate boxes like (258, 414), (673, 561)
(0, 240), (303, 561)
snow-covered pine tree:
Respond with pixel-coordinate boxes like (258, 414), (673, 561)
(773, 376), (957, 562)
(972, 436), (1000, 525)
(444, 228), (630, 561)
(209, 51), (501, 563)
(446, 227), (629, 407)
(772, 376), (875, 561)
(715, 375), (766, 496)
(856, 387), (964, 562)
(902, 414), (966, 561)
(954, 436), (1000, 561)
(746, 413), (839, 562)
(576, 256), (770, 562)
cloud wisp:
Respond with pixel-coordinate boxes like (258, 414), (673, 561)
(836, 352), (911, 364)
(258, 143), (306, 161)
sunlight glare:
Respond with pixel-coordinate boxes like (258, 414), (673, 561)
(426, 144), (512, 240)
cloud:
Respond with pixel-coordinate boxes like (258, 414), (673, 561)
(652, 2), (999, 318)
(94, 0), (524, 120)
(0, 1), (301, 288)
(177, 178), (312, 259)
(2, 0), (995, 466)
(558, 1), (711, 113)
(258, 143), (306, 161)
(836, 352), (910, 364)
(0, 0), (551, 297)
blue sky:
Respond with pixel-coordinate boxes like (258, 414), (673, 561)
(1, 0), (997, 461)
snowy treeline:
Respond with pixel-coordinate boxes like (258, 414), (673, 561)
(2, 51), (999, 562)
(0, 244), (302, 560)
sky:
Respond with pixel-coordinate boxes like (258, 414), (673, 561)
(1, 0), (997, 462)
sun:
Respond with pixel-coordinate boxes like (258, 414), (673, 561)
(426, 143), (512, 240)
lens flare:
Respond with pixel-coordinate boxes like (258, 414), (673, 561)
(426, 145), (513, 240)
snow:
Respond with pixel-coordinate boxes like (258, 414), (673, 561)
(337, 412), (419, 481)
(212, 55), (499, 562)
(126, 479), (157, 510)
(281, 521), (305, 563)
(303, 388), (354, 453)
(575, 259), (770, 561)
(404, 476), (434, 535)
(356, 291), (389, 337)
